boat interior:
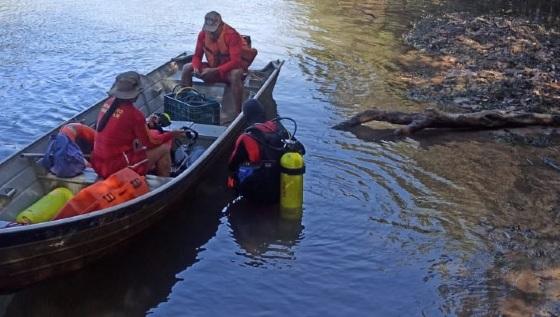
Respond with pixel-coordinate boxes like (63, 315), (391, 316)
(0, 55), (280, 225)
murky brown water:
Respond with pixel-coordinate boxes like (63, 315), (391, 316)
(1, 0), (560, 316)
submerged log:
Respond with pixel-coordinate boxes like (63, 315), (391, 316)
(333, 108), (560, 135)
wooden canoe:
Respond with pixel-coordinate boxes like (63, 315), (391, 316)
(0, 53), (284, 291)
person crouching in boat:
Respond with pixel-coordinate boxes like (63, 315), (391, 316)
(60, 122), (96, 154)
(91, 71), (185, 178)
(60, 122), (96, 167)
(180, 11), (258, 113)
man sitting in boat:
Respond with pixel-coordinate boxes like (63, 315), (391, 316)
(180, 11), (258, 113)
(91, 71), (185, 178)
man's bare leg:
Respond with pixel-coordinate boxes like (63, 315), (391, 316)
(228, 69), (244, 113)
(181, 63), (194, 87)
(146, 144), (172, 177)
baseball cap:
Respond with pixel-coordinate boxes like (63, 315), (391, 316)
(203, 11), (222, 33)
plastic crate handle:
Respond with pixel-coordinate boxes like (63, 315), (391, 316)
(173, 86), (203, 100)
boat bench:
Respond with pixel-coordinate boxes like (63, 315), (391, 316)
(38, 168), (172, 190)
(168, 121), (227, 139)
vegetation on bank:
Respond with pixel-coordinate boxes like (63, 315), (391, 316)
(400, 13), (560, 114)
(335, 13), (560, 136)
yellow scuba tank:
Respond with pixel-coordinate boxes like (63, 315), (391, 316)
(280, 151), (305, 219)
(16, 187), (74, 224)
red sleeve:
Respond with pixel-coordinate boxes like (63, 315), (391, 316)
(192, 31), (205, 71)
(217, 30), (242, 77)
(228, 134), (259, 171)
(149, 130), (174, 145)
(130, 108), (173, 148)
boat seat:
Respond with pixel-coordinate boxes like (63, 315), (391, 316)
(39, 168), (100, 185)
(39, 168), (172, 190)
(169, 121), (227, 139)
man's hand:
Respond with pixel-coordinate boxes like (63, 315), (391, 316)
(171, 130), (186, 138)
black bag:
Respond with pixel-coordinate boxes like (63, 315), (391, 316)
(236, 160), (281, 204)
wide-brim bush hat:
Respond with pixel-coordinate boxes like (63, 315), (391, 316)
(108, 71), (143, 100)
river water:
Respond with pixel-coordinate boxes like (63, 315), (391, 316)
(1, 0), (560, 316)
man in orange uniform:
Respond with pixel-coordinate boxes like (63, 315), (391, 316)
(181, 11), (257, 113)
(92, 71), (184, 178)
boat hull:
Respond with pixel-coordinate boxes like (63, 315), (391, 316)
(0, 123), (239, 291)
(0, 55), (283, 291)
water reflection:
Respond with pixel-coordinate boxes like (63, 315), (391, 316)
(226, 199), (304, 268)
(295, 0), (422, 115)
(294, 0), (560, 315)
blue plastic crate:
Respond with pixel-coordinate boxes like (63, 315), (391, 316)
(164, 88), (221, 125)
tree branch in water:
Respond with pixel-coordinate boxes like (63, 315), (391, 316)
(333, 108), (560, 135)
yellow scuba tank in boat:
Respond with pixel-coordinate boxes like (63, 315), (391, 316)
(280, 151), (305, 218)
(16, 187), (74, 224)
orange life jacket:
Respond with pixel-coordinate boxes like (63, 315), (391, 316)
(203, 23), (258, 70)
(54, 167), (149, 220)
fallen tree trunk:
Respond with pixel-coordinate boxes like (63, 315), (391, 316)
(333, 108), (560, 135)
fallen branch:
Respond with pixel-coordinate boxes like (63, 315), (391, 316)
(333, 108), (560, 135)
